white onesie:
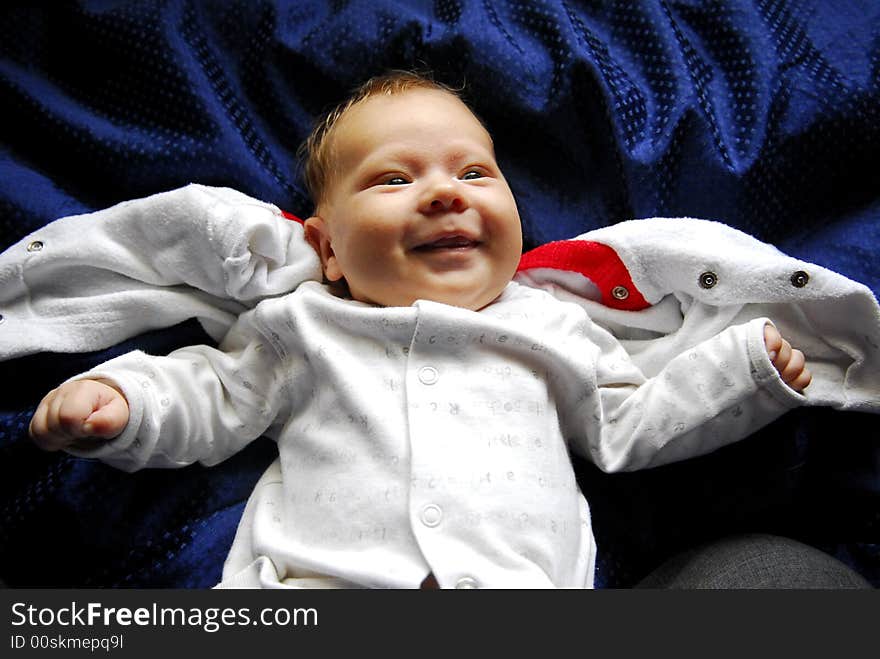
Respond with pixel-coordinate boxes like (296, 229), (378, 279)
(68, 279), (799, 588)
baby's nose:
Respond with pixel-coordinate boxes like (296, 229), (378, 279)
(421, 180), (467, 214)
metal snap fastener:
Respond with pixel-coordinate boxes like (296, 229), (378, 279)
(418, 366), (439, 385)
(611, 285), (629, 300)
(698, 271), (718, 289)
(27, 240), (44, 252)
(420, 504), (443, 527)
(455, 576), (478, 589)
(790, 270), (809, 288)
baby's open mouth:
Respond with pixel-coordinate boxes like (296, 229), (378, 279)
(413, 235), (481, 251)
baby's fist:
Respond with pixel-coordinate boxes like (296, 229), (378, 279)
(29, 379), (130, 452)
(763, 324), (812, 392)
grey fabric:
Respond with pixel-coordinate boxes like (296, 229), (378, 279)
(636, 534), (873, 589)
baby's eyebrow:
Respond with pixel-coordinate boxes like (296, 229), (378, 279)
(354, 152), (413, 176)
(445, 149), (478, 164)
(352, 140), (497, 176)
(432, 145), (499, 169)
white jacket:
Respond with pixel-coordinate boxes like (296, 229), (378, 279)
(1, 185), (878, 588)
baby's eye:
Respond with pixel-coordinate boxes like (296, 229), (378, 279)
(460, 170), (485, 180)
(384, 176), (409, 186)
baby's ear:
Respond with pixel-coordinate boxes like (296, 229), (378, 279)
(304, 216), (343, 282)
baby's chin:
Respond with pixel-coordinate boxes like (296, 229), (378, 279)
(354, 282), (509, 311)
(413, 290), (504, 311)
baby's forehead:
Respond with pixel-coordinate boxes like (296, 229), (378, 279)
(331, 90), (493, 157)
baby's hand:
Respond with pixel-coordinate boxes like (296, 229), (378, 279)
(763, 324), (812, 392)
(29, 379), (130, 451)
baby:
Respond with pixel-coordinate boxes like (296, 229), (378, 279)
(28, 72), (810, 588)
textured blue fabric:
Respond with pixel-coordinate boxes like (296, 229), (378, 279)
(1, 0), (877, 588)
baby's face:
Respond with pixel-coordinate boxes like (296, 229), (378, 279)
(305, 88), (523, 310)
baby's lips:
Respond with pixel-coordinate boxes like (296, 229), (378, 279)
(414, 233), (481, 250)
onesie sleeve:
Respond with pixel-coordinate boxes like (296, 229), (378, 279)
(64, 303), (296, 472)
(566, 316), (806, 472)
(0, 184), (322, 358)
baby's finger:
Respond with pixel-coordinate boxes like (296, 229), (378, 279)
(30, 392), (70, 451)
(44, 385), (95, 439)
(84, 395), (129, 439)
(773, 338), (792, 370)
(45, 387), (69, 437)
(763, 324), (783, 360)
(789, 367), (812, 392)
(28, 390), (53, 435)
(780, 348), (806, 385)
(59, 384), (112, 437)
(29, 398), (54, 448)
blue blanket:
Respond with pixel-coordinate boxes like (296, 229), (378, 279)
(1, 0), (878, 588)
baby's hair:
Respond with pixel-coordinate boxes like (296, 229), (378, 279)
(300, 70), (465, 208)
